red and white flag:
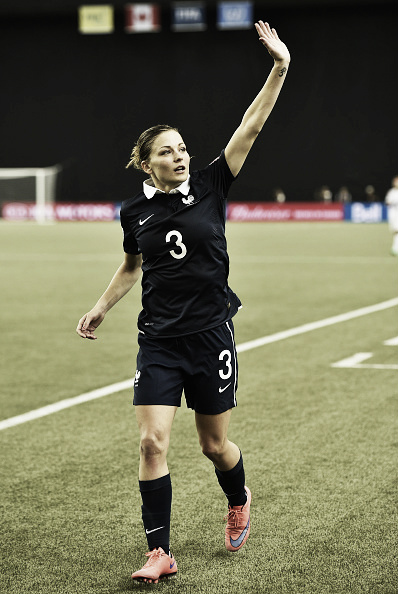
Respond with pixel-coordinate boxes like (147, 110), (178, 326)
(125, 4), (161, 33)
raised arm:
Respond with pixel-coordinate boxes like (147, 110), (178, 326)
(225, 21), (291, 177)
(76, 253), (142, 340)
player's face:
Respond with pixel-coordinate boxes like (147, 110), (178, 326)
(142, 130), (190, 192)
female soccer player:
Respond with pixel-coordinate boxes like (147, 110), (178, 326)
(77, 21), (290, 584)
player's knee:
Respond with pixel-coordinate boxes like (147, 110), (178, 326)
(200, 436), (227, 461)
(140, 431), (169, 461)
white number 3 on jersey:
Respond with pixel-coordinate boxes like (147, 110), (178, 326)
(166, 230), (187, 260)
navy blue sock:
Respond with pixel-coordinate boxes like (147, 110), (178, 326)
(139, 474), (172, 554)
(215, 452), (247, 508)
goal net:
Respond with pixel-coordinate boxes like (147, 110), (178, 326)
(0, 164), (62, 223)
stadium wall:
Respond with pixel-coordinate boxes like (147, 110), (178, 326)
(0, 2), (397, 205)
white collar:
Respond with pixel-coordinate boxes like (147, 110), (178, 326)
(143, 176), (191, 199)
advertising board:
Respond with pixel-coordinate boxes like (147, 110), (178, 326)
(227, 202), (344, 222)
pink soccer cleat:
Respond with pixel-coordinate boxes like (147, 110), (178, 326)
(224, 486), (252, 552)
(131, 547), (177, 584)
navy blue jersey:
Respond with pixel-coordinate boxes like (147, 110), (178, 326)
(120, 150), (241, 337)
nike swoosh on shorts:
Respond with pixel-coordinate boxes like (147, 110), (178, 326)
(219, 382), (231, 393)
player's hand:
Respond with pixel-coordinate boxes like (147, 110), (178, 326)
(255, 21), (290, 64)
(76, 308), (105, 340)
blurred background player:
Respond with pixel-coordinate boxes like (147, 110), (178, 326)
(76, 20), (290, 584)
(385, 175), (398, 255)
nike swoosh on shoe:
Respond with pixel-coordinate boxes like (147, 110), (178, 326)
(229, 518), (250, 548)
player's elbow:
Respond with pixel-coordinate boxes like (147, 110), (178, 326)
(246, 120), (263, 138)
(242, 107), (272, 138)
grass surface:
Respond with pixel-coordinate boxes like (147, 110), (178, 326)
(0, 221), (397, 593)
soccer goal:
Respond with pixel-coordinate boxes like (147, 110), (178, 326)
(0, 164), (62, 223)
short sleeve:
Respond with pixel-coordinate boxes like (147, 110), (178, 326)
(200, 150), (236, 200)
(120, 208), (140, 255)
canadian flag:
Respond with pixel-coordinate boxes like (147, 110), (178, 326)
(125, 4), (161, 33)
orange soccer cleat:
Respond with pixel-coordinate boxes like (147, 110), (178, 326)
(224, 486), (252, 552)
(131, 547), (177, 584)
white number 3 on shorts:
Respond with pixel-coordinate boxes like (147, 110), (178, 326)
(219, 350), (232, 380)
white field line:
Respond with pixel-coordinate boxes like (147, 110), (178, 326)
(1, 297), (397, 432)
(334, 363), (398, 370)
(236, 297), (398, 353)
(331, 352), (374, 367)
(331, 351), (398, 370)
(0, 380), (135, 432)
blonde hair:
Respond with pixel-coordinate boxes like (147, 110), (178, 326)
(126, 124), (180, 171)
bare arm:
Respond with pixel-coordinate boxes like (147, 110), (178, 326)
(76, 253), (142, 340)
(225, 21), (291, 177)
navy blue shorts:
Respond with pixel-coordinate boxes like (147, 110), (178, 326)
(133, 321), (238, 415)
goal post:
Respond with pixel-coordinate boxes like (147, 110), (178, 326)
(0, 164), (62, 223)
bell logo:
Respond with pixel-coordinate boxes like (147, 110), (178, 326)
(351, 203), (382, 223)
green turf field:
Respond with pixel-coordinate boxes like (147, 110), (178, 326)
(1, 221), (397, 594)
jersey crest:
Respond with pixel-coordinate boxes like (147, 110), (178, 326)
(181, 195), (195, 205)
